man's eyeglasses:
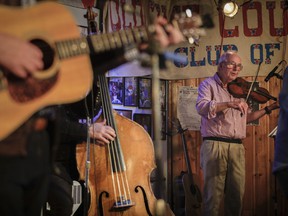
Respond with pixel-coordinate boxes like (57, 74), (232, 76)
(224, 62), (243, 70)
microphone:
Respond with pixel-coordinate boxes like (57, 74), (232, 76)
(265, 61), (284, 82)
(163, 51), (187, 64)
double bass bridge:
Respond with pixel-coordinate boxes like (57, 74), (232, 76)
(112, 195), (135, 210)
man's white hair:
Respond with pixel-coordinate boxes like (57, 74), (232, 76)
(218, 50), (239, 65)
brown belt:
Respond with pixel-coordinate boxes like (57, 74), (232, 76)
(203, 136), (242, 144)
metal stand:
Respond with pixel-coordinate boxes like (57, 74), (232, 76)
(151, 54), (167, 216)
(269, 127), (278, 216)
(273, 136), (278, 216)
(83, 116), (91, 216)
(146, 27), (169, 213)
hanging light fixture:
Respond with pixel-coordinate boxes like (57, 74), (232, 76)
(222, 1), (239, 17)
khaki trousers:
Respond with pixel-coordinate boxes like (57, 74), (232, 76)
(200, 140), (245, 216)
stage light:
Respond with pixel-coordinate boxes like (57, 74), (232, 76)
(223, 1), (239, 17)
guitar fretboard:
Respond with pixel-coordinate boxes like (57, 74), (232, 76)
(55, 26), (149, 60)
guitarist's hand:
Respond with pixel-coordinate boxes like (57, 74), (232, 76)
(0, 32), (43, 78)
(154, 16), (185, 48)
(139, 16), (185, 50)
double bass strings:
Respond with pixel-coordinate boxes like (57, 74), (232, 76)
(98, 74), (133, 207)
(99, 74), (124, 204)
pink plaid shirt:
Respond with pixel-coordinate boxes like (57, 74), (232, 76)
(196, 73), (247, 139)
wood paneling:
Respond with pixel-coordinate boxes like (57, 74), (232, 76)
(168, 77), (288, 216)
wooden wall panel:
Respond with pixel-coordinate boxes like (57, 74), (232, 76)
(168, 77), (288, 216)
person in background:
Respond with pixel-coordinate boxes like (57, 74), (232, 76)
(196, 50), (279, 216)
(273, 66), (288, 198)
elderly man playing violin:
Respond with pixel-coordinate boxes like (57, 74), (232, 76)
(196, 50), (279, 216)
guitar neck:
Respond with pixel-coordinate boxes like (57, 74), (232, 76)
(181, 132), (194, 180)
(55, 11), (206, 60)
(55, 26), (149, 60)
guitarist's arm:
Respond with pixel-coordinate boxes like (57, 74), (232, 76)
(87, 16), (185, 75)
(89, 16), (185, 73)
(0, 32), (43, 78)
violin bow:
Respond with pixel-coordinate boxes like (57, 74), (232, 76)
(245, 61), (262, 102)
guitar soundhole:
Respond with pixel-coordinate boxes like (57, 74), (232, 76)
(30, 39), (55, 70)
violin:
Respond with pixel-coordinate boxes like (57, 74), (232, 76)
(227, 77), (277, 104)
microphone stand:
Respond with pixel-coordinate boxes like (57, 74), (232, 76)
(83, 117), (91, 216)
(273, 135), (278, 216)
(152, 55), (168, 216)
(146, 15), (168, 216)
(151, 53), (166, 215)
(82, 7), (98, 216)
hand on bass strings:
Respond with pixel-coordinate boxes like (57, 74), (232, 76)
(89, 119), (116, 146)
(0, 32), (43, 78)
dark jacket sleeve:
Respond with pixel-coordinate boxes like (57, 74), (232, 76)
(58, 105), (88, 144)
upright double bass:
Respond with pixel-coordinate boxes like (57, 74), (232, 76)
(76, 7), (174, 216)
(76, 73), (174, 216)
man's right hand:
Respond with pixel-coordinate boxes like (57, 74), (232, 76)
(0, 33), (43, 78)
(228, 99), (249, 115)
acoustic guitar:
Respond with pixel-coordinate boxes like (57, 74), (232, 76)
(175, 118), (202, 216)
(0, 2), (205, 141)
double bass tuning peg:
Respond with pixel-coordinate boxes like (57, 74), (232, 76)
(84, 6), (99, 35)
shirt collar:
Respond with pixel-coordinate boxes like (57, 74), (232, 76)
(214, 72), (226, 88)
